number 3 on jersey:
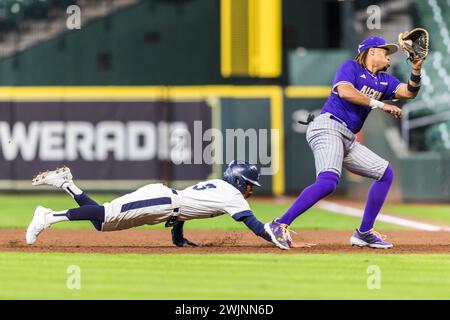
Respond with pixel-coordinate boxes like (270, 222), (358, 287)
(193, 183), (216, 191)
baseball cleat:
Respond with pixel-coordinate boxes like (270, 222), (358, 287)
(350, 228), (393, 249)
(25, 206), (52, 245)
(32, 166), (73, 188)
(264, 219), (291, 250)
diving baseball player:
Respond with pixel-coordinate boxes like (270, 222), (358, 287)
(265, 35), (426, 250)
(26, 161), (276, 248)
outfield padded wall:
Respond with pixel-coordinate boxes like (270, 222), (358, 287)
(288, 50), (353, 86)
(0, 86), (280, 194)
(220, 98), (273, 194)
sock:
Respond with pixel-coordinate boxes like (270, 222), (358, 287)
(278, 171), (340, 226)
(74, 193), (99, 207)
(63, 182), (83, 198)
(48, 210), (70, 224)
(47, 206), (105, 231)
(65, 205), (105, 222)
(359, 165), (394, 232)
(90, 220), (103, 231)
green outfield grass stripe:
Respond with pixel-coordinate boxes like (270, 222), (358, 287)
(384, 204), (450, 225)
(0, 252), (449, 299)
(318, 200), (448, 231)
(0, 195), (400, 230)
(3, 195), (448, 231)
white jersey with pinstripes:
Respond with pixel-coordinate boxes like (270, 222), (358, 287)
(101, 179), (252, 231)
(177, 179), (252, 221)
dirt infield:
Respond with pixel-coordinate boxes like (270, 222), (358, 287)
(1, 229), (449, 254)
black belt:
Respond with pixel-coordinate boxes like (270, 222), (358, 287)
(329, 114), (347, 127)
(166, 188), (180, 227)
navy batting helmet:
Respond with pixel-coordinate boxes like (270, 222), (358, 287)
(223, 160), (261, 193)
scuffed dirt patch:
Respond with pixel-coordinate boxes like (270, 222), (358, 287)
(1, 229), (449, 254)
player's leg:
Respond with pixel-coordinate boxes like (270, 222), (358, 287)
(343, 142), (393, 248)
(277, 172), (340, 226)
(32, 167), (101, 229)
(64, 183), (98, 207)
(265, 126), (344, 249)
(25, 205), (105, 245)
(278, 131), (344, 225)
(25, 183), (168, 245)
(53, 206), (104, 225)
(101, 183), (177, 232)
(265, 170), (340, 250)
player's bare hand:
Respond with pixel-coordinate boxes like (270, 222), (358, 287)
(171, 221), (199, 247)
(412, 59), (425, 69)
(381, 104), (402, 118)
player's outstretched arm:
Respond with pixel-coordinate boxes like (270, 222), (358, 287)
(171, 221), (199, 247)
(236, 213), (272, 242)
(395, 59), (424, 100)
(336, 83), (373, 106)
(337, 83), (402, 118)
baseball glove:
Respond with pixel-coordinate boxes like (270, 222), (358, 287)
(398, 28), (430, 62)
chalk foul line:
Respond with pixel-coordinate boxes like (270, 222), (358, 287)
(317, 200), (450, 232)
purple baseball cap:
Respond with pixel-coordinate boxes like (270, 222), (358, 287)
(356, 36), (398, 56)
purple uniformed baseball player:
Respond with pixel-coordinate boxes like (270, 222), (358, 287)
(265, 36), (425, 250)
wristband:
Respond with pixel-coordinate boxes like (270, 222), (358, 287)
(410, 72), (421, 83)
(369, 98), (384, 110)
(407, 83), (421, 92)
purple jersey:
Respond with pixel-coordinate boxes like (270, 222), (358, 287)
(321, 60), (402, 133)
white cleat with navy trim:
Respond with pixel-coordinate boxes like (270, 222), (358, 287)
(32, 166), (73, 188)
(25, 206), (52, 245)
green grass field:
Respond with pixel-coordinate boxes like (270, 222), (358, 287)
(1, 194), (449, 300)
(385, 204), (450, 225)
(1, 194), (402, 230)
(0, 252), (449, 299)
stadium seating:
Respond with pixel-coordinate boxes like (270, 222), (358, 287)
(0, 0), (77, 31)
(0, 0), (23, 30)
(425, 121), (450, 151)
(401, 0), (450, 151)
